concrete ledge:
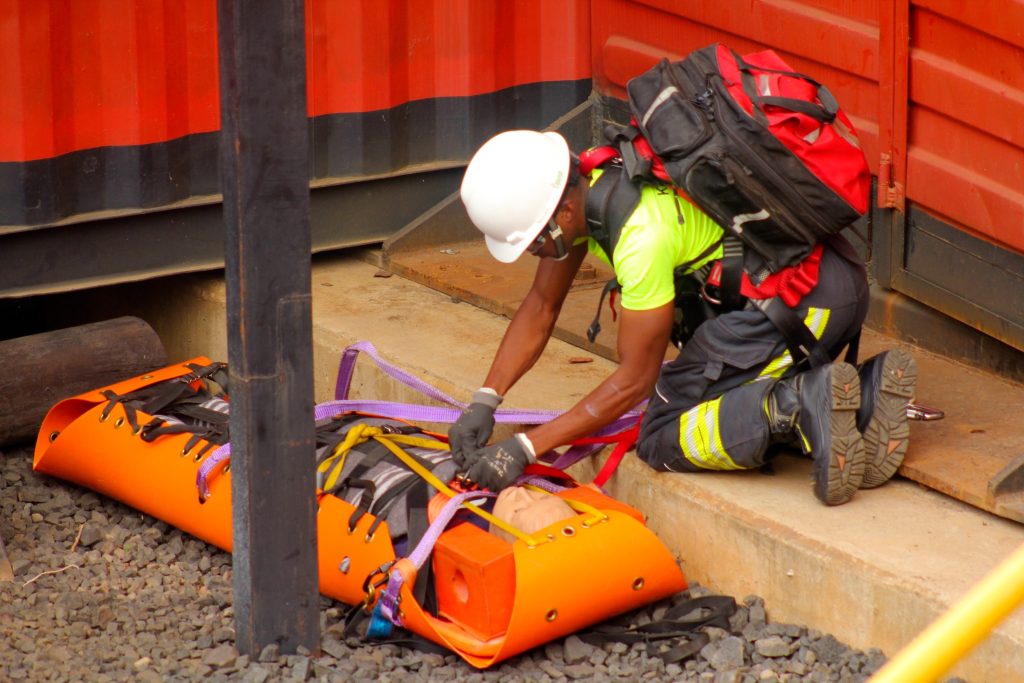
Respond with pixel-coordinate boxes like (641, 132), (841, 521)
(135, 253), (1023, 682)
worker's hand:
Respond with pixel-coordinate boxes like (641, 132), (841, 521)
(449, 389), (502, 469)
(463, 435), (535, 492)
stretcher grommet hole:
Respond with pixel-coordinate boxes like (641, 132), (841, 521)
(193, 452), (203, 463)
(339, 557), (350, 574)
(561, 526), (575, 537)
(223, 463), (231, 473)
(141, 374), (154, 380)
(364, 532), (375, 543)
(114, 417), (125, 428)
(132, 425), (142, 435)
(632, 577), (645, 591)
(48, 431), (59, 442)
(99, 413), (109, 423)
(546, 533), (555, 541)
(180, 446), (191, 457)
(545, 609), (558, 622)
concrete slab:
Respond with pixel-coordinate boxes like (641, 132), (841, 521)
(137, 252), (1024, 682)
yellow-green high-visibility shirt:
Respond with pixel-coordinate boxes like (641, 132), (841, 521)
(586, 169), (724, 311)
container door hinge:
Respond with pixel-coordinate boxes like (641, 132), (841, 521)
(877, 153), (906, 211)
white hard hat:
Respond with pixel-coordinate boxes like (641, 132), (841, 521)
(460, 130), (570, 263)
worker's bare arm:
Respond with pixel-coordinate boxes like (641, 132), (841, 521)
(524, 301), (673, 455)
(480, 244), (589, 396)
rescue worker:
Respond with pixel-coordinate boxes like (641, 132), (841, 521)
(451, 130), (917, 505)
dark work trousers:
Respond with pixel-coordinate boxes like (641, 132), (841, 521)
(637, 237), (869, 472)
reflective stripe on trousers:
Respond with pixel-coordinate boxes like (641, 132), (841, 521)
(756, 307), (831, 380)
(672, 307), (829, 472)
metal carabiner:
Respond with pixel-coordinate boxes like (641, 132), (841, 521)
(360, 560), (396, 611)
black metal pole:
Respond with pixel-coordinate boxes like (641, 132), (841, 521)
(216, 0), (319, 654)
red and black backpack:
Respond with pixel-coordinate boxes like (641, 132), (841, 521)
(583, 43), (871, 366)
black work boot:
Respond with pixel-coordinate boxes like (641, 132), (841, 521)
(767, 363), (865, 505)
(856, 349), (917, 488)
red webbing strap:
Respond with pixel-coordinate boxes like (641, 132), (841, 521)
(568, 418), (642, 487)
(523, 462), (576, 482)
(706, 242), (825, 307)
(579, 145), (621, 176)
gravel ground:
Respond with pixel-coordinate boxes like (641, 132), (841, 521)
(0, 445), (955, 683)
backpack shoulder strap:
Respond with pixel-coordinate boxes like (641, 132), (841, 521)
(584, 164), (643, 344)
(585, 164), (642, 265)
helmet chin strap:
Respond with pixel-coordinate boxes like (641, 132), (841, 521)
(547, 220), (570, 261)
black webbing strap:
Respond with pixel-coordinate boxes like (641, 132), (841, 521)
(844, 328), (861, 365)
(578, 594), (737, 664)
(339, 601), (450, 657)
(586, 278), (621, 344)
(315, 413), (365, 447)
(583, 163), (642, 345)
(713, 235), (746, 312)
(732, 51), (838, 124)
(719, 257), (745, 312)
(752, 297), (831, 369)
(404, 481), (438, 614)
(339, 479), (377, 532)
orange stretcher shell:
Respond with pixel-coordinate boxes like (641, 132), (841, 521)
(34, 358), (687, 668)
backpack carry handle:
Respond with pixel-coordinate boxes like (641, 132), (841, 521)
(733, 53), (839, 124)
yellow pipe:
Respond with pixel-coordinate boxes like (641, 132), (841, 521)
(870, 542), (1024, 683)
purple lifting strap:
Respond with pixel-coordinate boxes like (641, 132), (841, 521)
(195, 341), (645, 499)
(378, 489), (497, 627)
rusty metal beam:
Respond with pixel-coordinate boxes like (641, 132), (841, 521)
(217, 0), (319, 654)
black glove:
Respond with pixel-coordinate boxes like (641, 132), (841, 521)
(463, 435), (534, 492)
(448, 389), (501, 469)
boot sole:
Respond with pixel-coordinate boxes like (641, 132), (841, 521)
(817, 363), (865, 505)
(860, 349), (917, 488)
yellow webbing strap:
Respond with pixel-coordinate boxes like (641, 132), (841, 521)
(375, 433), (542, 546)
(317, 424), (540, 546)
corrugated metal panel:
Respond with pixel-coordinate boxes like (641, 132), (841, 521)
(872, 0), (1024, 356)
(0, 0), (591, 228)
(590, 0), (1023, 348)
(591, 0), (882, 169)
(904, 0), (1024, 253)
(0, 0), (220, 162)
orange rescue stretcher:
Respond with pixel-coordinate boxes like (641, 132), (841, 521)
(34, 357), (687, 668)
